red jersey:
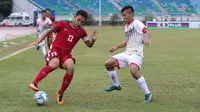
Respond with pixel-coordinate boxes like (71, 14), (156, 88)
(51, 21), (87, 54)
(49, 16), (55, 22)
(47, 16), (55, 40)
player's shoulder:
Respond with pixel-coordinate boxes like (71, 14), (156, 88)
(50, 16), (55, 22)
(134, 19), (142, 24)
(46, 18), (52, 22)
(56, 20), (72, 26)
(56, 20), (67, 24)
(50, 16), (55, 19)
(133, 19), (145, 27)
(78, 26), (86, 33)
(46, 17), (51, 20)
(62, 20), (72, 23)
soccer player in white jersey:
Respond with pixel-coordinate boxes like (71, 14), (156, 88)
(104, 5), (152, 103)
(36, 10), (52, 57)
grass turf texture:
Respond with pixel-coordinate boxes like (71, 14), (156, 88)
(0, 28), (200, 112)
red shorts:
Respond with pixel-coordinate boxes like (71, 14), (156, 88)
(45, 47), (75, 68)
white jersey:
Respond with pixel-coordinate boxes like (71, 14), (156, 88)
(37, 18), (52, 37)
(124, 20), (146, 58)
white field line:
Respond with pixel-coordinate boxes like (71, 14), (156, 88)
(0, 46), (34, 61)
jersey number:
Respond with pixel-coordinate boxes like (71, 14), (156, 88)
(46, 52), (57, 62)
(68, 35), (74, 42)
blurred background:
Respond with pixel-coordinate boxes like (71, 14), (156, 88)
(1, 0), (200, 27)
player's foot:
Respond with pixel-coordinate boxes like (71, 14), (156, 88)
(29, 83), (39, 92)
(144, 93), (152, 103)
(105, 85), (122, 92)
(56, 92), (64, 105)
(36, 46), (40, 51)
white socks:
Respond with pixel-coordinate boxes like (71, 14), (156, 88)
(136, 76), (150, 94)
(107, 71), (150, 94)
(108, 70), (120, 86)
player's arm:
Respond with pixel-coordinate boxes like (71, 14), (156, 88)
(36, 20), (40, 32)
(136, 20), (151, 47)
(83, 30), (98, 48)
(109, 41), (126, 53)
(37, 29), (51, 44)
(36, 25), (39, 32)
(44, 18), (52, 29)
(29, 29), (51, 47)
(29, 21), (62, 47)
(143, 28), (151, 47)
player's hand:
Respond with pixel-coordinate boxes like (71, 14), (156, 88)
(144, 38), (151, 47)
(109, 46), (118, 53)
(28, 42), (38, 47)
(91, 29), (98, 40)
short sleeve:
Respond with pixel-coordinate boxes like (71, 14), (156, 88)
(51, 20), (62, 33)
(82, 29), (87, 38)
(135, 20), (147, 34)
(51, 16), (55, 22)
(81, 29), (89, 41)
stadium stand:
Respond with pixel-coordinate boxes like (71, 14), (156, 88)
(31, 0), (199, 16)
(116, 0), (162, 15)
(157, 0), (197, 16)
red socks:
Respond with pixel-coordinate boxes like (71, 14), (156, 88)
(33, 66), (53, 83)
(58, 72), (73, 94)
(33, 66), (73, 95)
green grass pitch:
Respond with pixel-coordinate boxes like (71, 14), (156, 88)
(0, 28), (200, 112)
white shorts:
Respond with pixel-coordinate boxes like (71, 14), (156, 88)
(112, 52), (143, 70)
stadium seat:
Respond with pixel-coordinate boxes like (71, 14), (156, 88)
(31, 0), (199, 16)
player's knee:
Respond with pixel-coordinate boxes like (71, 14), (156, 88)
(105, 61), (115, 70)
(104, 61), (111, 69)
(49, 63), (59, 70)
(64, 65), (75, 75)
(63, 59), (75, 75)
(130, 65), (140, 79)
(131, 72), (140, 79)
(49, 58), (59, 69)
(66, 68), (75, 75)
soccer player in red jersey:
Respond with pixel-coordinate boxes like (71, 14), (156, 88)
(29, 10), (98, 104)
(46, 8), (55, 23)
(45, 8), (55, 49)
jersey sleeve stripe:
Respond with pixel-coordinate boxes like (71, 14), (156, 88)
(82, 36), (90, 41)
(142, 27), (147, 33)
(51, 27), (56, 33)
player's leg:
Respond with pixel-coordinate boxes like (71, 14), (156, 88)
(129, 55), (152, 103)
(36, 35), (41, 51)
(29, 49), (60, 91)
(57, 58), (75, 104)
(104, 58), (121, 92)
(47, 37), (52, 49)
(104, 53), (128, 92)
(41, 42), (47, 57)
(29, 58), (59, 91)
(36, 45), (40, 51)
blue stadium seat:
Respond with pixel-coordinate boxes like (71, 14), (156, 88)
(31, 0), (199, 16)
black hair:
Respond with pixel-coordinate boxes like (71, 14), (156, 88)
(45, 8), (51, 11)
(41, 10), (46, 13)
(75, 10), (88, 20)
(121, 5), (134, 13)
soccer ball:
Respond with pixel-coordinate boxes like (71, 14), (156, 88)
(34, 91), (48, 106)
